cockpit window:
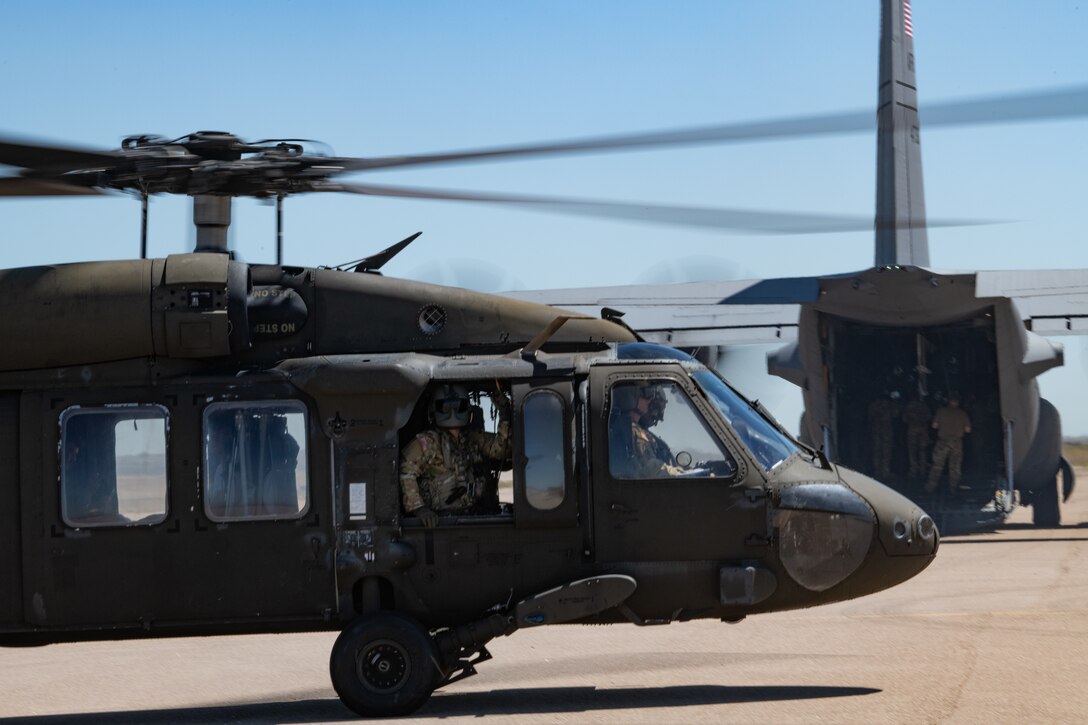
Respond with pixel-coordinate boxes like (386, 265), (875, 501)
(692, 369), (798, 471)
(608, 380), (737, 480)
(616, 342), (696, 362)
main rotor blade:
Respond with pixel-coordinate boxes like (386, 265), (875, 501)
(0, 137), (118, 172)
(923, 84), (1088, 126)
(0, 177), (104, 196)
(341, 85), (1088, 173)
(333, 182), (992, 234)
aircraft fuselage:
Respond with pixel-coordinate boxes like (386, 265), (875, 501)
(769, 266), (1065, 529)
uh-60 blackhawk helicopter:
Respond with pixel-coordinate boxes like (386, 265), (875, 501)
(0, 129), (937, 718)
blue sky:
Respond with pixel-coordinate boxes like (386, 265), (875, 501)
(1, 1), (1086, 431)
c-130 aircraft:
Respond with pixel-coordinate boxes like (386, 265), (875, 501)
(513, 0), (1088, 532)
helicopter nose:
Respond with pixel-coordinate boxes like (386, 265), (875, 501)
(840, 469), (939, 553)
(837, 469), (939, 590)
(772, 476), (937, 596)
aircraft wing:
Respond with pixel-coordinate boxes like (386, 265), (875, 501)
(976, 269), (1088, 335)
(505, 277), (822, 346)
(509, 268), (1088, 346)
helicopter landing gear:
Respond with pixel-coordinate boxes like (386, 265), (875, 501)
(329, 612), (439, 718)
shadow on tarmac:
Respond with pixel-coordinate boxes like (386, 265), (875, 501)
(942, 521), (1088, 544)
(427, 684), (881, 715)
(941, 536), (1088, 544)
(0, 684), (880, 723)
(1000, 522), (1088, 530)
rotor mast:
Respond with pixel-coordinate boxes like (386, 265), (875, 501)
(193, 195), (232, 254)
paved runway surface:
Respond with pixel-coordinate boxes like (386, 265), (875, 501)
(3, 485), (1087, 724)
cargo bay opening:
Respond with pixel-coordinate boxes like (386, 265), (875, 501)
(824, 309), (1005, 500)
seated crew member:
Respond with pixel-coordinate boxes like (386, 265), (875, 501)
(639, 387), (674, 464)
(63, 428), (127, 525)
(259, 414), (302, 515)
(610, 383), (683, 479)
(400, 384), (511, 528)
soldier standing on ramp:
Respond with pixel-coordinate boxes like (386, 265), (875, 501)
(903, 395), (932, 481)
(925, 395), (972, 493)
(868, 391), (900, 480)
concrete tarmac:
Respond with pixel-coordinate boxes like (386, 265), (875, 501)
(2, 486), (1087, 724)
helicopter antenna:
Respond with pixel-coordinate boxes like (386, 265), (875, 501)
(332, 231), (423, 273)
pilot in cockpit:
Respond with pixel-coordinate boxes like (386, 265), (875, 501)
(609, 383), (683, 479)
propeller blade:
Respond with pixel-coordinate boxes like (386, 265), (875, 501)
(0, 136), (118, 171)
(331, 181), (994, 235)
(0, 177), (104, 196)
(337, 85), (1088, 173)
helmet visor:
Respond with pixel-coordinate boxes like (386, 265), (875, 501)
(433, 397), (470, 415)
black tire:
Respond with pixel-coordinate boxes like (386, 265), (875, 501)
(1020, 397), (1062, 528)
(1032, 473), (1061, 527)
(1060, 455), (1076, 503)
(329, 612), (438, 718)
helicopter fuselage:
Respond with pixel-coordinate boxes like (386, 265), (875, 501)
(0, 255), (936, 716)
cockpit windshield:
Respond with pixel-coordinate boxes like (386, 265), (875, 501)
(692, 369), (799, 471)
(616, 342), (696, 362)
(615, 342), (798, 471)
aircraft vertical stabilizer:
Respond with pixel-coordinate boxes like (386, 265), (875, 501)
(875, 0), (929, 267)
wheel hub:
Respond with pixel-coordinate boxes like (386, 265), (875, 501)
(357, 639), (411, 693)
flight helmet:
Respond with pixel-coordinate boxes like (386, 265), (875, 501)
(431, 384), (472, 428)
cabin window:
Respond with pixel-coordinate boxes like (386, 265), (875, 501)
(203, 401), (309, 521)
(608, 380), (737, 480)
(60, 406), (169, 528)
(522, 390), (567, 510)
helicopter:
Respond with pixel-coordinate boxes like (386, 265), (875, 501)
(0, 124), (942, 716)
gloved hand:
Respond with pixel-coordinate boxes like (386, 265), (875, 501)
(413, 506), (439, 529)
(490, 392), (512, 420)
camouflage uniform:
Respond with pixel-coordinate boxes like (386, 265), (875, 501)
(867, 396), (899, 480)
(644, 427), (673, 465)
(640, 390), (674, 464)
(399, 409), (510, 515)
(903, 399), (931, 479)
(611, 415), (681, 479)
(925, 403), (971, 492)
